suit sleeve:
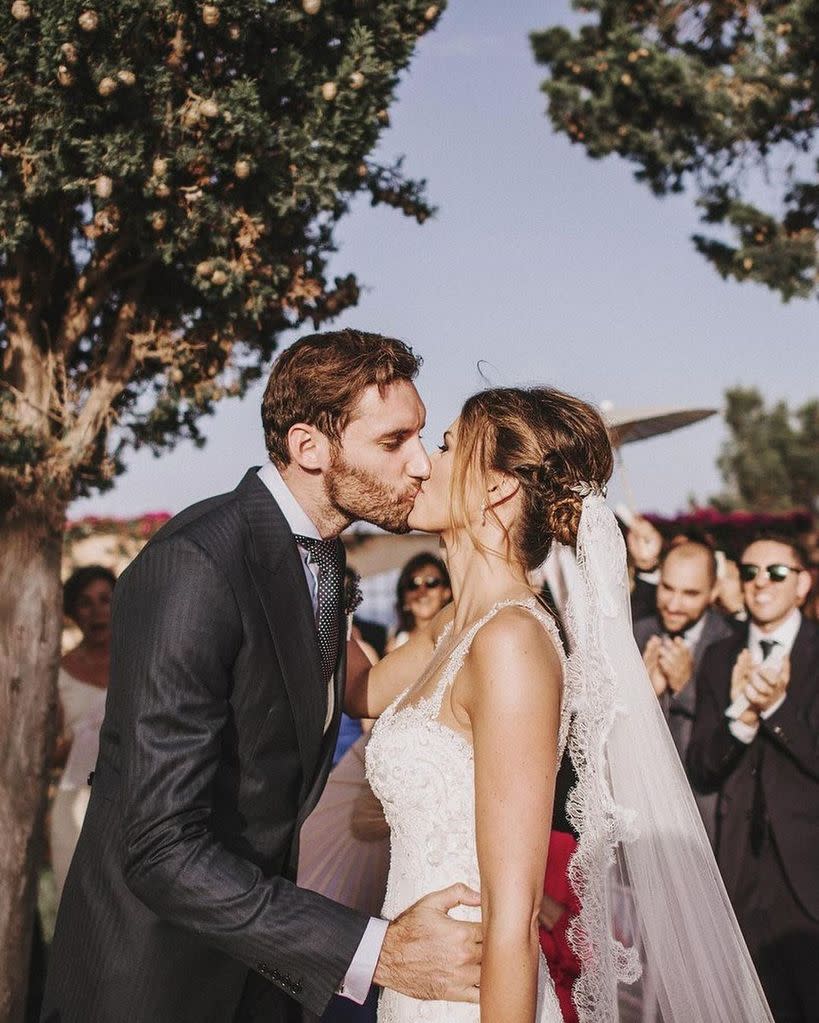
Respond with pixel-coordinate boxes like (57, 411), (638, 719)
(115, 537), (369, 1016)
(686, 644), (750, 794)
(760, 694), (819, 781)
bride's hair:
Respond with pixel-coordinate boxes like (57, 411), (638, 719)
(452, 387), (613, 568)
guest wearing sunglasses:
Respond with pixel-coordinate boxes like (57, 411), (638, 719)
(386, 554), (452, 652)
(688, 533), (818, 1023)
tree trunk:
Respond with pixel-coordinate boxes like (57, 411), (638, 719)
(0, 513), (63, 1023)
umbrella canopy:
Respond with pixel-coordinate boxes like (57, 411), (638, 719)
(604, 406), (718, 447)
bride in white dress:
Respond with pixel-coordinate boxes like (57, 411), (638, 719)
(346, 386), (774, 1023)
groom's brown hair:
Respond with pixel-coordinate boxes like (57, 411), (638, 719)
(262, 328), (421, 467)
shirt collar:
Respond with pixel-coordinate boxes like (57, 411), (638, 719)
(748, 608), (802, 656)
(257, 462), (320, 540)
(679, 613), (707, 648)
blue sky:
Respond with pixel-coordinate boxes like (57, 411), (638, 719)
(72, 0), (817, 521)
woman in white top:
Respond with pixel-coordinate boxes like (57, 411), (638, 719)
(50, 565), (116, 899)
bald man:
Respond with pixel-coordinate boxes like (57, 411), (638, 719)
(633, 541), (740, 842)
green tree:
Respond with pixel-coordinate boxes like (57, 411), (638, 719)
(531, 1), (819, 301)
(711, 387), (819, 511)
(0, 1), (443, 1015)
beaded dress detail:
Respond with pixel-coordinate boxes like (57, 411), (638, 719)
(365, 598), (569, 1023)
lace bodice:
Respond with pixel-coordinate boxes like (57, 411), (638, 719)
(365, 598), (569, 1023)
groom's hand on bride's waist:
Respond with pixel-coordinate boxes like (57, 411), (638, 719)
(372, 883), (482, 1003)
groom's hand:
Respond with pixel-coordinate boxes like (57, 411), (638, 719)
(373, 883), (482, 1003)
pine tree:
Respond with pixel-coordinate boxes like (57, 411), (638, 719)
(0, 2), (444, 1015)
(711, 387), (819, 512)
(531, 1), (819, 301)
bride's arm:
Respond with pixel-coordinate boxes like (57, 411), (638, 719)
(344, 603), (455, 718)
(460, 608), (562, 1023)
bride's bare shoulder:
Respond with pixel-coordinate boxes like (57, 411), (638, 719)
(464, 604), (563, 694)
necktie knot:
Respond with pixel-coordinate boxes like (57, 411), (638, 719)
(293, 534), (340, 567)
(759, 638), (779, 661)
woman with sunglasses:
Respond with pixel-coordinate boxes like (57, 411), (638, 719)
(386, 553), (452, 652)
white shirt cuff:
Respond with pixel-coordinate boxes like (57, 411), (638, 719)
(727, 694), (788, 744)
(728, 718), (759, 744)
(337, 917), (388, 1004)
(761, 693), (787, 720)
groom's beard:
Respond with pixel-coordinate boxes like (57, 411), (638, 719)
(325, 450), (417, 534)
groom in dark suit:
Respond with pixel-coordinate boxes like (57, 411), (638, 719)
(687, 534), (819, 1023)
(42, 330), (481, 1023)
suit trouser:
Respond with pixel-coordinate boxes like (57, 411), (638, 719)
(732, 827), (819, 1023)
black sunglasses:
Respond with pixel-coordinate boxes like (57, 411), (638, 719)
(405, 575), (444, 593)
(739, 563), (802, 584)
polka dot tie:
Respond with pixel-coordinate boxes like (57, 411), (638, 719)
(294, 535), (344, 689)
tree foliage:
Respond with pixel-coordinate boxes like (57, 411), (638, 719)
(531, 1), (819, 301)
(711, 386), (819, 511)
(0, 0), (443, 518)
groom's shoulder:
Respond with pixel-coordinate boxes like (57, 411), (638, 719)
(137, 472), (256, 564)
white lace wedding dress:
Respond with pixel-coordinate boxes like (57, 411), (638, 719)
(366, 598), (569, 1023)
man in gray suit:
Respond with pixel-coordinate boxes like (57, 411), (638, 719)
(43, 330), (481, 1023)
(633, 541), (739, 841)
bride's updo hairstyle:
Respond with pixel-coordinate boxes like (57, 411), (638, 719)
(452, 387), (613, 569)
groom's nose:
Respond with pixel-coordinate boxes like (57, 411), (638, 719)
(407, 438), (431, 481)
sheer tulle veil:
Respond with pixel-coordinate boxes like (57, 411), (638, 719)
(554, 490), (774, 1023)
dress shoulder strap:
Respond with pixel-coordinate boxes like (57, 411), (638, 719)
(428, 596), (564, 716)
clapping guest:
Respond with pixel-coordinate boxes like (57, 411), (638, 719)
(688, 534), (818, 1022)
(50, 565), (115, 899)
(626, 515), (664, 621)
(386, 553), (451, 651)
(634, 542), (739, 842)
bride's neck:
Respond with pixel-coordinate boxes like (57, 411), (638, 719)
(441, 532), (532, 630)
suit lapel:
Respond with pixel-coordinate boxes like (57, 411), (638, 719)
(787, 618), (817, 710)
(297, 542), (349, 825)
(238, 470), (327, 784)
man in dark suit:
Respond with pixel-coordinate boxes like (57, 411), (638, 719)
(633, 541), (738, 842)
(687, 534), (819, 1023)
(43, 330), (481, 1023)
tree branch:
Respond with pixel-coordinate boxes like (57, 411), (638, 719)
(59, 278), (148, 468)
(58, 238), (130, 357)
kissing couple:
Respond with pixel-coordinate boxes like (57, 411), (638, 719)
(43, 330), (774, 1023)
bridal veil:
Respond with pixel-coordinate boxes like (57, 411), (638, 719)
(555, 493), (773, 1023)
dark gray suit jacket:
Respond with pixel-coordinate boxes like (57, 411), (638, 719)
(687, 618), (819, 924)
(43, 469), (369, 1023)
(633, 608), (739, 842)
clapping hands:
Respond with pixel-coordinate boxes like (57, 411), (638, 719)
(644, 635), (694, 697)
(731, 649), (790, 724)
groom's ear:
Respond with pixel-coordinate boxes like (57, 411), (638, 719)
(286, 422), (333, 471)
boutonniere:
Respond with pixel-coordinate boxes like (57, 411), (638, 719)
(344, 568), (363, 639)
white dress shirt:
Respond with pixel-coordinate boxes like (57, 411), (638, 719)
(728, 609), (802, 744)
(256, 462), (387, 1004)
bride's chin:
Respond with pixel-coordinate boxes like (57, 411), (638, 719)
(407, 509), (438, 534)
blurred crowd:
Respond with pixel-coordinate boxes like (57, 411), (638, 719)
(35, 512), (818, 1023)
